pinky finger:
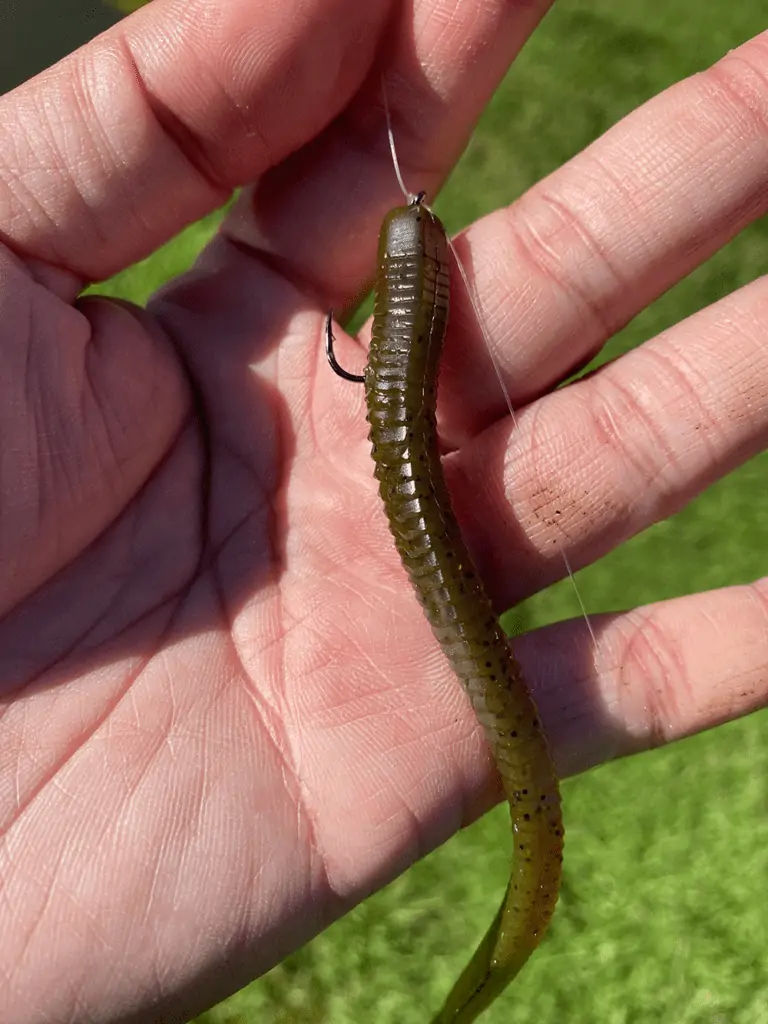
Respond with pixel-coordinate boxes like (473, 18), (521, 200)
(517, 579), (768, 780)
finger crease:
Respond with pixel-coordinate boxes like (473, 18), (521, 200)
(116, 34), (233, 201)
(511, 189), (627, 343)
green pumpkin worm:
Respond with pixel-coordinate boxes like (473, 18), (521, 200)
(326, 194), (563, 1023)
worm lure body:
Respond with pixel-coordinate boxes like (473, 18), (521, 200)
(328, 198), (564, 1023)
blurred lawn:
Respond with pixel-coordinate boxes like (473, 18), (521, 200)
(88, 1), (768, 1022)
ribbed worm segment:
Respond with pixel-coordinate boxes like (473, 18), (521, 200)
(365, 203), (564, 1024)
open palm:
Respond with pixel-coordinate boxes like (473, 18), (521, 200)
(2, 2), (767, 1022)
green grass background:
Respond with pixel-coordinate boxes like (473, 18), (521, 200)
(87, 1), (768, 1022)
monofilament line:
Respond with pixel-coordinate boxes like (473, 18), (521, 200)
(447, 235), (597, 651)
(381, 76), (416, 204)
(447, 238), (520, 431)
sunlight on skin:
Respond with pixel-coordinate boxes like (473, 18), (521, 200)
(0, 2), (767, 1023)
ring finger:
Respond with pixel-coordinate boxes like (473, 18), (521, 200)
(446, 268), (768, 612)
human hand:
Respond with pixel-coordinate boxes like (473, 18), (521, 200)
(1, 1), (767, 1021)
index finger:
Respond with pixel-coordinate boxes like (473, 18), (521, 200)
(0, 0), (390, 284)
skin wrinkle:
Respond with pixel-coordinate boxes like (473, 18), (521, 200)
(308, 665), (440, 727)
(210, 409), (332, 915)
(13, 713), (25, 816)
(514, 399), (588, 535)
(613, 606), (691, 750)
(234, 342), (317, 904)
(0, 644), (154, 845)
(506, 198), (615, 346)
(591, 368), (684, 496)
(751, 574), (768, 610)
(225, 237), (334, 325)
(0, 463), (203, 855)
(519, 184), (629, 340)
(412, 0), (526, 101)
(60, 851), (120, 957)
(333, 562), (408, 611)
(0, 919), (10, 985)
(100, 686), (178, 831)
(504, 406), (608, 585)
(82, 362), (141, 505)
(73, 586), (183, 675)
(0, 142), (55, 250)
(19, 301), (47, 581)
(585, 149), (652, 244)
(81, 55), (136, 191)
(583, 355), (711, 527)
(47, 398), (87, 530)
(417, 0), (468, 65)
(286, 597), (456, 893)
(32, 83), (111, 276)
(65, 57), (117, 238)
(69, 649), (212, 997)
(0, 414), (198, 678)
(205, 384), (285, 736)
(718, 316), (768, 430)
(707, 52), (768, 142)
(21, 288), (35, 411)
(692, 585), (767, 727)
(13, 824), (68, 980)
(309, 494), (395, 583)
(308, 424), (350, 508)
(648, 337), (725, 464)
(114, 36), (234, 201)
(4, 297), (190, 618)
(368, 774), (428, 870)
(205, 502), (271, 574)
(684, 60), (768, 243)
(275, 714), (339, 912)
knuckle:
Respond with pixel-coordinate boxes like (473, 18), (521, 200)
(703, 47), (768, 142)
(507, 185), (627, 341)
(613, 606), (690, 749)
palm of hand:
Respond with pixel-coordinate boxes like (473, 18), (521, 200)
(2, 114), (505, 1024)
(3, 205), (480, 1019)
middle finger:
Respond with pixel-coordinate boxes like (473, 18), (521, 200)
(224, 0), (554, 311)
(438, 29), (768, 444)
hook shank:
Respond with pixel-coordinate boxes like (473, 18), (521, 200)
(325, 312), (365, 384)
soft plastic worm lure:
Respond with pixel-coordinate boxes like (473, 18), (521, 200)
(326, 193), (563, 1023)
